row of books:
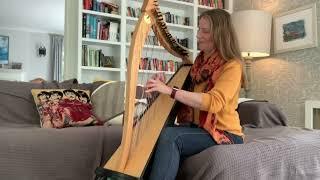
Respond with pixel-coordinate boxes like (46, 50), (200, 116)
(198, 0), (224, 8)
(126, 57), (182, 72)
(142, 36), (189, 48)
(127, 7), (141, 18)
(163, 12), (191, 26)
(127, 32), (160, 46)
(82, 45), (114, 68)
(82, 14), (120, 41)
(83, 0), (119, 14)
(127, 31), (189, 48)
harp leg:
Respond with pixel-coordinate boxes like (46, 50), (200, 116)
(94, 167), (139, 180)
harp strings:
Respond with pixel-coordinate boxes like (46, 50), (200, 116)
(131, 33), (158, 148)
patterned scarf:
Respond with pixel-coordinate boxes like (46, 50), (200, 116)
(177, 50), (233, 144)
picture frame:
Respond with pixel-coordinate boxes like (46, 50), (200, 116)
(0, 35), (9, 64)
(273, 3), (318, 54)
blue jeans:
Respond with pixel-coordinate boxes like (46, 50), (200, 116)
(148, 126), (243, 180)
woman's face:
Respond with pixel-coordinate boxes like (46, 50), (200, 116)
(197, 17), (215, 53)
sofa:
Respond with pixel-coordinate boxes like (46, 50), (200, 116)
(2, 79), (319, 180)
(0, 79), (124, 180)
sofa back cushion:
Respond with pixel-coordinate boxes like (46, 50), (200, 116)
(237, 100), (288, 128)
(0, 79), (79, 127)
(0, 80), (42, 127)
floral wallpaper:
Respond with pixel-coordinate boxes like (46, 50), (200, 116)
(235, 0), (320, 127)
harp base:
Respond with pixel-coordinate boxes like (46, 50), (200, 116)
(94, 167), (139, 180)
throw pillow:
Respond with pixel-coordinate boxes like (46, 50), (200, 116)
(31, 89), (103, 128)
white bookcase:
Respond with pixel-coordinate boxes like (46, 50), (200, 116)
(64, 0), (233, 83)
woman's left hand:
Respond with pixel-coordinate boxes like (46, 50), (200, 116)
(145, 76), (171, 95)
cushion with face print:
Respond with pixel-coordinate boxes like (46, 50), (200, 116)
(31, 89), (103, 128)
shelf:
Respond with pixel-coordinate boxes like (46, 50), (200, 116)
(198, 6), (232, 14)
(81, 66), (121, 72)
(126, 69), (175, 75)
(82, 38), (121, 46)
(126, 43), (193, 53)
(126, 43), (165, 50)
(134, 0), (193, 7)
(159, 0), (193, 8)
(139, 70), (175, 75)
(167, 23), (193, 30)
(126, 16), (193, 31)
(82, 10), (121, 20)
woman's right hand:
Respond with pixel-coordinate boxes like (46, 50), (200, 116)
(145, 72), (167, 98)
(151, 72), (166, 83)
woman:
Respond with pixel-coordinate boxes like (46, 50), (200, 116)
(145, 9), (245, 180)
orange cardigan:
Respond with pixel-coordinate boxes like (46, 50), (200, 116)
(193, 59), (243, 137)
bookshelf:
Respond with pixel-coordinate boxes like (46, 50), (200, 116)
(64, 0), (233, 83)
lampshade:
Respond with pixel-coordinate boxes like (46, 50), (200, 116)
(231, 10), (272, 58)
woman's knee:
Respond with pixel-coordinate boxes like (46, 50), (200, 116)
(158, 127), (178, 144)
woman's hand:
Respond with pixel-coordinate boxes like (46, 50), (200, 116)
(145, 73), (171, 95)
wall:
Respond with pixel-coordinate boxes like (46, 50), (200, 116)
(0, 28), (52, 81)
(234, 0), (320, 127)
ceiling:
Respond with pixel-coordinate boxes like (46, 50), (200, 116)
(0, 0), (65, 34)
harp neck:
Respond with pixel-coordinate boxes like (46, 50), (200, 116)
(142, 0), (192, 64)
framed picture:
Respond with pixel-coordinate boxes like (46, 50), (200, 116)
(0, 35), (9, 64)
(273, 3), (317, 54)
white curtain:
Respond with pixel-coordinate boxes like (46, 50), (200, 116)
(51, 34), (64, 82)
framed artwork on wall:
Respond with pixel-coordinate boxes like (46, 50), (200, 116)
(273, 3), (318, 54)
(0, 35), (9, 64)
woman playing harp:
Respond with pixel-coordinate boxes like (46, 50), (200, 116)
(95, 1), (245, 180)
(144, 9), (245, 180)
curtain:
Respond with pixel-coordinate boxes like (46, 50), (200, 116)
(51, 34), (64, 82)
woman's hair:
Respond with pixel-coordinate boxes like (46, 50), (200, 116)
(200, 9), (247, 88)
(199, 9), (242, 61)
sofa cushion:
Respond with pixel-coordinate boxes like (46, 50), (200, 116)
(0, 79), (82, 127)
(0, 79), (119, 127)
(0, 80), (43, 127)
(91, 81), (125, 122)
(237, 100), (287, 128)
(0, 125), (122, 180)
(31, 89), (103, 128)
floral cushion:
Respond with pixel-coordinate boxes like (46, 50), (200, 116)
(31, 89), (103, 128)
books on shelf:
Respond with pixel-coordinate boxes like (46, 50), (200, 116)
(82, 14), (120, 41)
(198, 0), (224, 8)
(127, 31), (189, 48)
(83, 0), (119, 15)
(126, 57), (182, 73)
(163, 12), (190, 26)
(127, 7), (141, 18)
(82, 45), (114, 68)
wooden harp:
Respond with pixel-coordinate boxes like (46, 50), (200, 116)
(95, 0), (192, 179)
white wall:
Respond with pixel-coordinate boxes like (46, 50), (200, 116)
(0, 28), (52, 81)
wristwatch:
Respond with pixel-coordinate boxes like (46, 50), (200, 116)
(170, 86), (179, 99)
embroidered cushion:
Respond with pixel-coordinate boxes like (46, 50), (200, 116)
(31, 89), (103, 128)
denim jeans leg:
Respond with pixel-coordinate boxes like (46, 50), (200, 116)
(148, 126), (218, 180)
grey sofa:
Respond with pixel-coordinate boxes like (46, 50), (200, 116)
(0, 79), (123, 180)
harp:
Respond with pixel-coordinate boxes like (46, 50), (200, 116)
(95, 0), (192, 179)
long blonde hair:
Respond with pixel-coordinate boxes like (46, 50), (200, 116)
(200, 9), (242, 61)
(200, 9), (247, 88)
